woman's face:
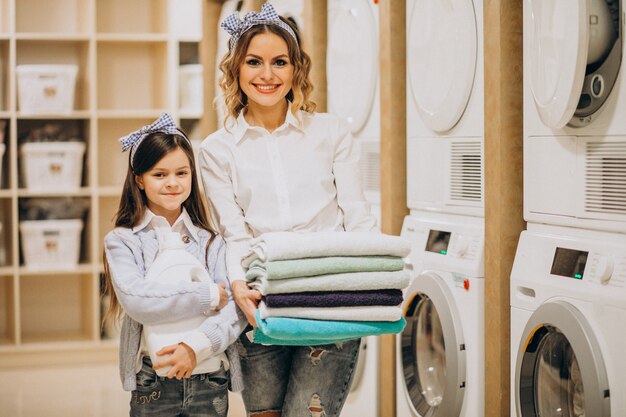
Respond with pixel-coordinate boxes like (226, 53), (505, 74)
(239, 31), (294, 110)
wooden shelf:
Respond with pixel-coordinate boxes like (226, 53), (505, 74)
(0, 0), (205, 364)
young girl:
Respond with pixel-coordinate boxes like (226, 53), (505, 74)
(103, 113), (246, 417)
(200, 4), (377, 417)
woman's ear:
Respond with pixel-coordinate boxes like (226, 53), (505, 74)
(135, 175), (144, 190)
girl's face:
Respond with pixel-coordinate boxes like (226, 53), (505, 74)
(135, 147), (192, 224)
(239, 32), (294, 110)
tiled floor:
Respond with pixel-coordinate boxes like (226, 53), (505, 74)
(0, 363), (247, 417)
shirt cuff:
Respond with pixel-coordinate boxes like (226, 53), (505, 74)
(226, 240), (250, 281)
(208, 282), (220, 310)
(180, 331), (213, 363)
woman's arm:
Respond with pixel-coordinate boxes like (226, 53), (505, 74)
(332, 118), (378, 232)
(104, 231), (216, 325)
(199, 139), (262, 325)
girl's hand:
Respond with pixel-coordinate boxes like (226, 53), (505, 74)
(231, 280), (262, 326)
(216, 282), (228, 310)
(153, 343), (197, 379)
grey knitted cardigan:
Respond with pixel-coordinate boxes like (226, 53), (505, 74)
(104, 227), (245, 392)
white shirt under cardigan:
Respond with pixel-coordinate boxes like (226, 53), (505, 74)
(199, 107), (377, 282)
(134, 209), (226, 373)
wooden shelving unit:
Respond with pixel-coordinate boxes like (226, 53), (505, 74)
(0, 0), (204, 367)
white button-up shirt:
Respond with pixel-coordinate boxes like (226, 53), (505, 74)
(199, 108), (377, 281)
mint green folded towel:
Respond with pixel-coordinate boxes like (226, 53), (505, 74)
(253, 311), (406, 345)
(246, 255), (405, 281)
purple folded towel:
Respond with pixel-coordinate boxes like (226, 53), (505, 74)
(263, 289), (403, 308)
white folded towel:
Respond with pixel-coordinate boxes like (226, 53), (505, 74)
(258, 302), (402, 322)
(248, 270), (411, 295)
(242, 231), (411, 268)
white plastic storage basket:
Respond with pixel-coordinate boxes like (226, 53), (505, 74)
(19, 219), (83, 269)
(17, 65), (78, 114)
(179, 64), (203, 112)
(20, 141), (85, 192)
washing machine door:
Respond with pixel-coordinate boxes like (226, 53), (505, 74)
(407, 0), (477, 133)
(327, 0), (378, 134)
(526, 0), (621, 128)
(399, 271), (466, 417)
(515, 300), (610, 417)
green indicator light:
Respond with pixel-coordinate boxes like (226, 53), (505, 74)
(574, 274), (582, 279)
(440, 250), (447, 255)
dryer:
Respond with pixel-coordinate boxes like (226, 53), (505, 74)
(510, 224), (626, 417)
(327, 0), (381, 225)
(397, 213), (484, 417)
(523, 0), (626, 231)
(406, 0), (484, 218)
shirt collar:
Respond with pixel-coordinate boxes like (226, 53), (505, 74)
(132, 207), (201, 242)
(232, 103), (305, 145)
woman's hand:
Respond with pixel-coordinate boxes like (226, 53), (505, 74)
(231, 280), (262, 326)
(153, 343), (197, 379)
(216, 282), (228, 310)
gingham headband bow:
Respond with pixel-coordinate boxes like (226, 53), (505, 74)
(221, 3), (298, 50)
(119, 113), (186, 167)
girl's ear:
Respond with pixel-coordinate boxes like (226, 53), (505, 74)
(135, 175), (144, 190)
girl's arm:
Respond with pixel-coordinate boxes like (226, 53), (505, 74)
(104, 230), (216, 325)
(332, 118), (378, 232)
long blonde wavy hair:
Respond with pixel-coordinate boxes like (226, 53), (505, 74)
(218, 16), (316, 125)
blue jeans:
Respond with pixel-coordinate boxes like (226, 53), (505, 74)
(237, 330), (361, 417)
(130, 356), (229, 417)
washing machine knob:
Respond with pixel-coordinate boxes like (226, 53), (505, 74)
(596, 256), (614, 285)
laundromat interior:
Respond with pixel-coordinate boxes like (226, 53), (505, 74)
(1, 0), (625, 416)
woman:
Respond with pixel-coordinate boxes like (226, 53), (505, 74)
(199, 4), (377, 416)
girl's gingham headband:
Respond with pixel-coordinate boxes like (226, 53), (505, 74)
(221, 3), (298, 50)
(119, 113), (187, 169)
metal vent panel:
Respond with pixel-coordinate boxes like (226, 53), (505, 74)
(584, 142), (626, 215)
(449, 141), (483, 203)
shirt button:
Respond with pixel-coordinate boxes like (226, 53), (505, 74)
(181, 235), (190, 243)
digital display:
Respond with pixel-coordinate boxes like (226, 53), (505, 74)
(425, 230), (451, 255)
(550, 248), (588, 279)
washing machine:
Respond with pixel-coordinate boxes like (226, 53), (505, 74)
(397, 213), (484, 417)
(523, 0), (626, 232)
(327, 0), (381, 226)
(510, 223), (626, 417)
(406, 0), (484, 218)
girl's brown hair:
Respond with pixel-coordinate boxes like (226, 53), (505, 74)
(218, 16), (316, 126)
(103, 132), (215, 324)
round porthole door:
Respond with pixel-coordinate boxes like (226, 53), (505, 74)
(399, 271), (466, 416)
(515, 300), (610, 417)
(526, 0), (621, 128)
(327, 0), (378, 134)
(407, 0), (477, 133)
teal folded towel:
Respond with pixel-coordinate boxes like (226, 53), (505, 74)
(252, 331), (357, 346)
(246, 255), (405, 281)
(253, 311), (406, 345)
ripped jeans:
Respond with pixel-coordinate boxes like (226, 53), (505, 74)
(237, 329), (361, 417)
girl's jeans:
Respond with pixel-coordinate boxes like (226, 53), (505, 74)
(238, 330), (361, 417)
(130, 356), (229, 417)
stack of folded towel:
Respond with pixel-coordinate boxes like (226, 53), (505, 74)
(242, 231), (412, 345)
